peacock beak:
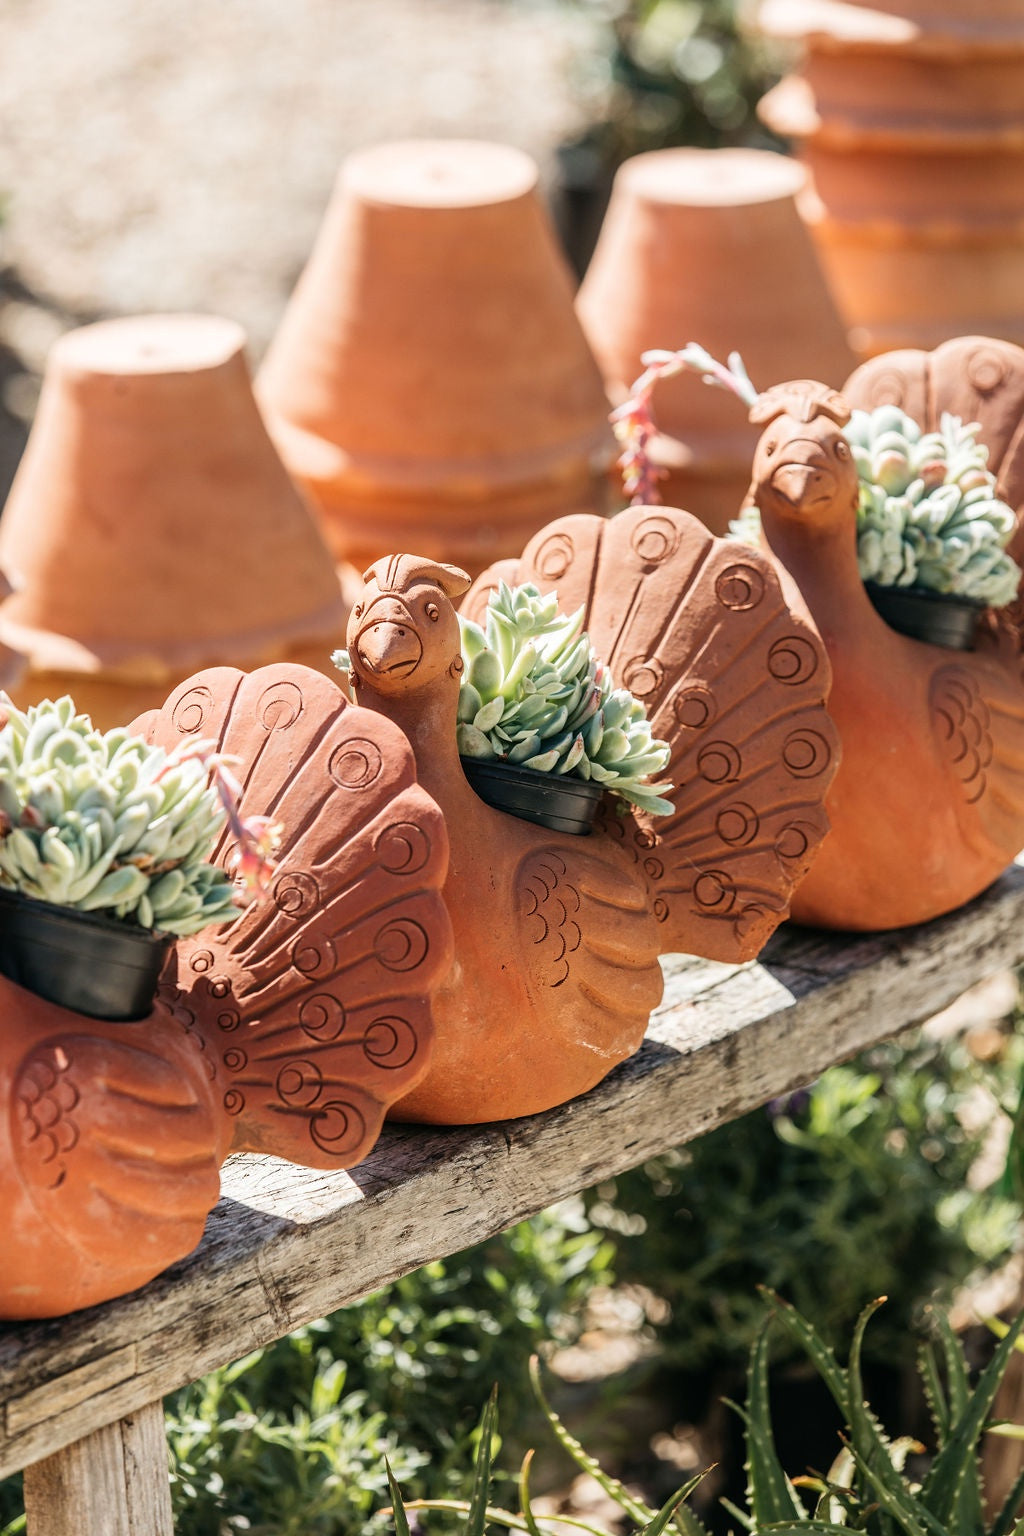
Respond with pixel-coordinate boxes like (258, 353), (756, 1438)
(355, 602), (423, 678)
(770, 454), (836, 511)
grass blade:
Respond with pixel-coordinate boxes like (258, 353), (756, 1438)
(468, 1386), (500, 1536)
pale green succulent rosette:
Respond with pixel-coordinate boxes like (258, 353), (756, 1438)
(455, 581), (675, 817)
(849, 405), (1021, 606)
(0, 695), (239, 934)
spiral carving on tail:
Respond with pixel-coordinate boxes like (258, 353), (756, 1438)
(134, 663), (453, 1168)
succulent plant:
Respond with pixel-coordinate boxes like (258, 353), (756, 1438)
(456, 582), (674, 817)
(0, 695), (243, 934)
(849, 405), (1021, 606)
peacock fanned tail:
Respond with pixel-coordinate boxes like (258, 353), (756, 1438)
(464, 506), (840, 963)
(133, 663), (452, 1169)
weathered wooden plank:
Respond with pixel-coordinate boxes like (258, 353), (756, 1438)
(3, 860), (1024, 1480)
(21, 1400), (171, 1536)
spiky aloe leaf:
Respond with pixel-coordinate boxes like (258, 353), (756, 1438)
(919, 1308), (1024, 1530)
(990, 1459), (1024, 1536)
(845, 1297), (933, 1531)
(839, 1436), (938, 1536)
(738, 1315), (806, 1525)
(385, 1458), (413, 1536)
(405, 1498), (611, 1536)
(759, 1289), (849, 1418)
(919, 1339), (952, 1450)
(528, 1355), (654, 1526)
(639, 1471), (714, 1536)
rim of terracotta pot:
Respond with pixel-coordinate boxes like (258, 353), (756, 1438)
(0, 887), (174, 1021)
(757, 0), (1024, 51)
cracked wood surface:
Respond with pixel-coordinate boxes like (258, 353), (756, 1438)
(4, 861), (1024, 1478)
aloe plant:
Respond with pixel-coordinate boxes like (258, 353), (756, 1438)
(0, 694), (253, 934)
(457, 582), (675, 817)
(849, 406), (1021, 607)
(388, 1361), (709, 1536)
(722, 1290), (1024, 1535)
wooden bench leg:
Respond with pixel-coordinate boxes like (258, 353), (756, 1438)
(22, 1400), (172, 1536)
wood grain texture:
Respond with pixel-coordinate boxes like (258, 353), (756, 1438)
(4, 860), (1024, 1480)
(22, 1400), (171, 1536)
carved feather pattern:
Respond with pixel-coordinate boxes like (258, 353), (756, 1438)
(464, 506), (839, 962)
(134, 663), (452, 1169)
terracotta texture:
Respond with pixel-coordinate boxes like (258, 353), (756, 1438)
(256, 140), (612, 577)
(747, 360), (1024, 931)
(0, 315), (351, 730)
(0, 662), (453, 1319)
(757, 0), (1024, 357)
(576, 148), (855, 535)
(343, 515), (839, 1126)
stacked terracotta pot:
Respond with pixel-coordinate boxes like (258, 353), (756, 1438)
(575, 147), (855, 534)
(757, 0), (1024, 357)
(0, 315), (352, 729)
(257, 139), (613, 577)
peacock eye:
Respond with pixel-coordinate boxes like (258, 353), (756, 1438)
(765, 440), (776, 458)
(354, 604), (363, 618)
(834, 440), (850, 461)
(425, 603), (440, 622)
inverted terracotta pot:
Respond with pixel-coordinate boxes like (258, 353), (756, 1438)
(576, 148), (855, 535)
(758, 0), (1024, 49)
(746, 365), (1024, 931)
(257, 140), (612, 578)
(0, 315), (351, 729)
(341, 520), (839, 1126)
(1, 662), (453, 1319)
(806, 209), (1024, 356)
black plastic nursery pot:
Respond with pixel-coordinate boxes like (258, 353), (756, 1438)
(460, 756), (603, 835)
(864, 581), (986, 652)
(0, 888), (173, 1022)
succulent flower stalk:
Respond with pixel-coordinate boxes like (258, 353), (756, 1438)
(848, 406), (1021, 606)
(0, 695), (276, 933)
(456, 582), (674, 817)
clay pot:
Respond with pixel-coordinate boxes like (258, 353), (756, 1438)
(746, 361), (1024, 930)
(340, 520), (838, 1125)
(0, 659), (454, 1319)
(756, 0), (1024, 360)
(576, 148), (855, 535)
(0, 315), (351, 729)
(257, 139), (612, 578)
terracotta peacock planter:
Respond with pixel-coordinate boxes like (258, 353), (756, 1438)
(757, 0), (1024, 357)
(256, 139), (613, 578)
(744, 340), (1024, 930)
(0, 315), (353, 730)
(340, 514), (840, 1127)
(0, 661), (453, 1319)
(576, 147), (855, 535)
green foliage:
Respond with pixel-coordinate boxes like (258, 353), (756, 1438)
(849, 406), (1021, 605)
(727, 1291), (1024, 1534)
(566, 0), (784, 163)
(584, 1030), (1022, 1376)
(0, 695), (238, 933)
(395, 1361), (710, 1536)
(163, 1202), (614, 1535)
(457, 582), (674, 816)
